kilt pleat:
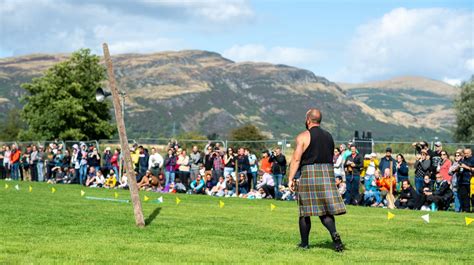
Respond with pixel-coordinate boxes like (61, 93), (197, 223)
(297, 164), (346, 217)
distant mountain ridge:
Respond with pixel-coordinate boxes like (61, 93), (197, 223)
(0, 50), (457, 141)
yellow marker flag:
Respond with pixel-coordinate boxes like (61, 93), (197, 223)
(80, 190), (85, 197)
(5, 183), (9, 189)
(176, 197), (181, 205)
(29, 186), (33, 192)
(271, 203), (276, 211)
(114, 192), (119, 199)
(387, 211), (395, 220)
(144, 195), (150, 202)
(219, 200), (225, 208)
(466, 217), (474, 226)
(51, 187), (56, 193)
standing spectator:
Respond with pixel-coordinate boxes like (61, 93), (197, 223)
(21, 146), (32, 181)
(396, 154), (409, 184)
(149, 147), (164, 177)
(62, 149), (71, 170)
(414, 150), (431, 193)
(269, 147), (286, 200)
(71, 145), (80, 184)
(431, 141), (443, 180)
(79, 143), (89, 185)
(110, 148), (121, 182)
(0, 146), (5, 180)
(211, 149), (224, 182)
(439, 151), (452, 183)
(237, 147), (250, 175)
(3, 145), (11, 180)
(30, 145), (39, 181)
(363, 153), (379, 180)
(164, 148), (177, 186)
(260, 150), (272, 174)
(10, 144), (21, 181)
(177, 149), (190, 187)
(395, 180), (418, 209)
(379, 147), (396, 177)
(449, 150), (464, 212)
(88, 147), (101, 173)
(189, 146), (201, 182)
(333, 148), (345, 181)
(203, 146), (214, 178)
(103, 147), (113, 172)
(137, 146), (149, 181)
(245, 148), (258, 191)
(344, 145), (363, 205)
(223, 147), (236, 179)
(37, 146), (45, 182)
(457, 148), (473, 212)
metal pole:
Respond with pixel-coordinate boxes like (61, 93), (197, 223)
(102, 43), (145, 228)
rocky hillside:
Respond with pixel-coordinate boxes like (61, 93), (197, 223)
(0, 51), (457, 140)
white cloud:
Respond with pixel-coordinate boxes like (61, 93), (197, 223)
(0, 0), (254, 56)
(442, 77), (462, 86)
(223, 44), (323, 67)
(337, 8), (473, 82)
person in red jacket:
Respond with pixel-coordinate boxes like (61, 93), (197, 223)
(438, 151), (452, 183)
(10, 144), (22, 181)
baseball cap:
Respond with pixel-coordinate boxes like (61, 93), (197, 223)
(434, 141), (442, 147)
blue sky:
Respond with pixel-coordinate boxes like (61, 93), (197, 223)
(0, 0), (472, 83)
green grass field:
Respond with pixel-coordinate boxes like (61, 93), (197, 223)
(1, 180), (473, 264)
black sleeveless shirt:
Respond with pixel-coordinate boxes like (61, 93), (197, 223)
(300, 126), (335, 166)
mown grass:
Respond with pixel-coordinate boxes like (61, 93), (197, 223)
(0, 180), (473, 264)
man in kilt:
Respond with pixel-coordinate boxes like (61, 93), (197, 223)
(288, 108), (346, 251)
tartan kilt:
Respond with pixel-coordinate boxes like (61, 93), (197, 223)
(297, 163), (346, 217)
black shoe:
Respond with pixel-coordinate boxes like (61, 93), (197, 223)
(331, 233), (344, 252)
(296, 243), (309, 250)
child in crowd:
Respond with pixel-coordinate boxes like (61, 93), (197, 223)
(104, 169), (117, 189)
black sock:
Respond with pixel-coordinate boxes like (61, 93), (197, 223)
(319, 215), (337, 235)
(298, 216), (311, 246)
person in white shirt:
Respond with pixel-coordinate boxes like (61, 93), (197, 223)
(211, 176), (226, 197)
(256, 170), (275, 198)
(148, 148), (164, 177)
(333, 148), (345, 181)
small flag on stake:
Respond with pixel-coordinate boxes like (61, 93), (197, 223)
(29, 186), (32, 192)
(144, 195), (150, 202)
(219, 200), (225, 208)
(271, 203), (276, 211)
(51, 187), (56, 193)
(466, 217), (474, 226)
(81, 190), (85, 197)
(387, 212), (395, 220)
(15, 184), (20, 190)
(4, 183), (8, 189)
(176, 197), (181, 205)
(114, 192), (119, 199)
(157, 196), (163, 203)
(421, 214), (430, 223)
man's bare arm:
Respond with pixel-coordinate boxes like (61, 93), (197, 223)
(288, 132), (309, 191)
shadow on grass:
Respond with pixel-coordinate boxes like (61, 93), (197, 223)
(145, 207), (162, 226)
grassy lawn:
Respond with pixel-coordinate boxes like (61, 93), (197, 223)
(1, 180), (473, 264)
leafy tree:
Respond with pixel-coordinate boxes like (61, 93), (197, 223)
(0, 108), (26, 141)
(229, 124), (268, 152)
(20, 49), (115, 140)
(453, 76), (474, 142)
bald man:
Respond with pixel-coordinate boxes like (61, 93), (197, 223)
(288, 108), (346, 251)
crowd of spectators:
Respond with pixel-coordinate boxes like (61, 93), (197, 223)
(1, 139), (473, 212)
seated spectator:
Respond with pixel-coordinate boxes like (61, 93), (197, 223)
(419, 173), (453, 211)
(85, 167), (97, 187)
(395, 180), (418, 209)
(242, 188), (266, 199)
(104, 169), (117, 189)
(238, 173), (248, 195)
(280, 185), (296, 201)
(256, 170), (275, 199)
(90, 170), (105, 188)
(190, 175), (205, 194)
(364, 170), (382, 207)
(118, 172), (129, 189)
(225, 175), (236, 197)
(210, 176), (226, 197)
(396, 154), (409, 184)
(49, 167), (66, 184)
(137, 170), (152, 190)
(376, 168), (396, 206)
(204, 173), (216, 195)
(174, 179), (187, 193)
(335, 176), (346, 197)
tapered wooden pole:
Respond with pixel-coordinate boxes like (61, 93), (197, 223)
(103, 43), (145, 227)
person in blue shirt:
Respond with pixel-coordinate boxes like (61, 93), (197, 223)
(190, 174), (205, 194)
